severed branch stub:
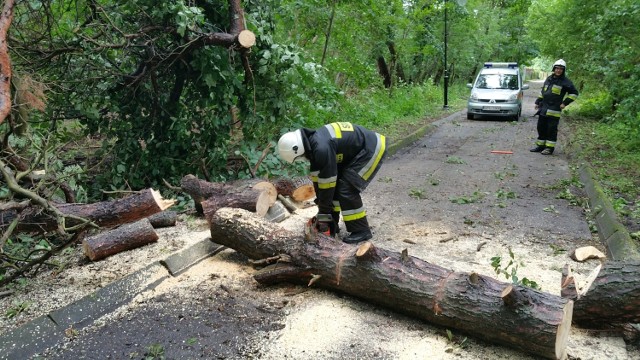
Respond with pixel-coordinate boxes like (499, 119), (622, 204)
(209, 208), (574, 360)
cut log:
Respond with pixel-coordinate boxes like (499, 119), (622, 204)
(561, 261), (640, 327)
(209, 208), (573, 360)
(271, 177), (315, 202)
(181, 175), (276, 215)
(0, 188), (174, 233)
(201, 185), (272, 220)
(571, 246), (606, 262)
(82, 218), (159, 261)
(147, 210), (178, 228)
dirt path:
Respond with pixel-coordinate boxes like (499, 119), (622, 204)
(2, 82), (636, 360)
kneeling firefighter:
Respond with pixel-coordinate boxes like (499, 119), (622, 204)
(277, 122), (386, 244)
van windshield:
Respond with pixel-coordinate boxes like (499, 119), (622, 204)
(475, 74), (518, 90)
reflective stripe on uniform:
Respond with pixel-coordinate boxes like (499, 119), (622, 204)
(332, 200), (341, 212)
(567, 92), (578, 101)
(342, 206), (366, 221)
(358, 134), (386, 180)
(325, 123), (340, 138)
(317, 175), (337, 189)
(547, 109), (562, 118)
(310, 170), (319, 183)
(551, 85), (562, 95)
(545, 141), (556, 148)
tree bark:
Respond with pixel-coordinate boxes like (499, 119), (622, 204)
(0, 188), (174, 233)
(562, 261), (640, 328)
(0, 0), (15, 126)
(209, 208), (573, 360)
(82, 218), (158, 261)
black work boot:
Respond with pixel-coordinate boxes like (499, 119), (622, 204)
(529, 145), (545, 152)
(343, 229), (373, 244)
(541, 147), (554, 155)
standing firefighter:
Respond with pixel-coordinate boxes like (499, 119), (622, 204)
(530, 59), (579, 155)
(277, 122), (386, 244)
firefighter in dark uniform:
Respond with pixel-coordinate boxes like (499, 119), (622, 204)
(530, 59), (579, 155)
(277, 122), (386, 244)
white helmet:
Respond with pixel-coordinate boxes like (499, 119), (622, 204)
(277, 130), (305, 163)
(552, 59), (566, 70)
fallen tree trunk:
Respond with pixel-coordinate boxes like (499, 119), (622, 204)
(0, 188), (174, 233)
(561, 261), (640, 328)
(82, 218), (159, 261)
(209, 208), (573, 360)
(181, 174), (276, 215)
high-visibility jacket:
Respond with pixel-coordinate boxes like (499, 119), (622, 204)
(535, 74), (579, 118)
(300, 122), (386, 214)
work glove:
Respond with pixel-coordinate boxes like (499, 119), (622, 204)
(314, 213), (337, 237)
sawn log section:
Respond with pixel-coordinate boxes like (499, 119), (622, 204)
(210, 208), (573, 360)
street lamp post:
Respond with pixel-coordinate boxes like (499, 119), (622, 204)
(443, 0), (466, 110)
(443, 0), (449, 109)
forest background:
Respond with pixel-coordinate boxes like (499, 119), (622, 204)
(0, 0), (638, 286)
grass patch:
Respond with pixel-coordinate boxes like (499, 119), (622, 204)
(564, 115), (640, 233)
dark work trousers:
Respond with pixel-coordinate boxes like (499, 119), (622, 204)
(536, 115), (560, 146)
(333, 156), (386, 233)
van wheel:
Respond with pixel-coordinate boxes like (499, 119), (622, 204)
(467, 113), (474, 120)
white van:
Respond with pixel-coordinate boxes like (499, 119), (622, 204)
(466, 62), (529, 121)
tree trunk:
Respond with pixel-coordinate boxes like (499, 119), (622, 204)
(209, 208), (573, 360)
(82, 218), (158, 261)
(561, 261), (640, 328)
(271, 177), (315, 202)
(0, 188), (174, 233)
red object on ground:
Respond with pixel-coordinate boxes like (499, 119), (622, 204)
(490, 150), (513, 154)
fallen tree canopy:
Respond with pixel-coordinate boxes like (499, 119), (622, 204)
(209, 207), (573, 360)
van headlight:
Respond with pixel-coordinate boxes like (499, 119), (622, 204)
(470, 92), (478, 101)
(505, 93), (517, 103)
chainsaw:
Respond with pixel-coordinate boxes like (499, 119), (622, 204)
(304, 215), (335, 242)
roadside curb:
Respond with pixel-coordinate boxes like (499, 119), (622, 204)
(0, 238), (225, 360)
(577, 165), (640, 260)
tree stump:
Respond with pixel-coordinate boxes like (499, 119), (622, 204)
(209, 208), (573, 360)
(82, 218), (159, 261)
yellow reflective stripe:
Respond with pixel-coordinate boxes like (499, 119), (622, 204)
(545, 141), (556, 148)
(317, 174), (337, 189)
(567, 93), (578, 100)
(318, 181), (336, 189)
(330, 123), (343, 138)
(360, 134), (386, 180)
(547, 109), (561, 117)
(332, 200), (341, 212)
(551, 85), (562, 95)
(343, 207), (366, 221)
